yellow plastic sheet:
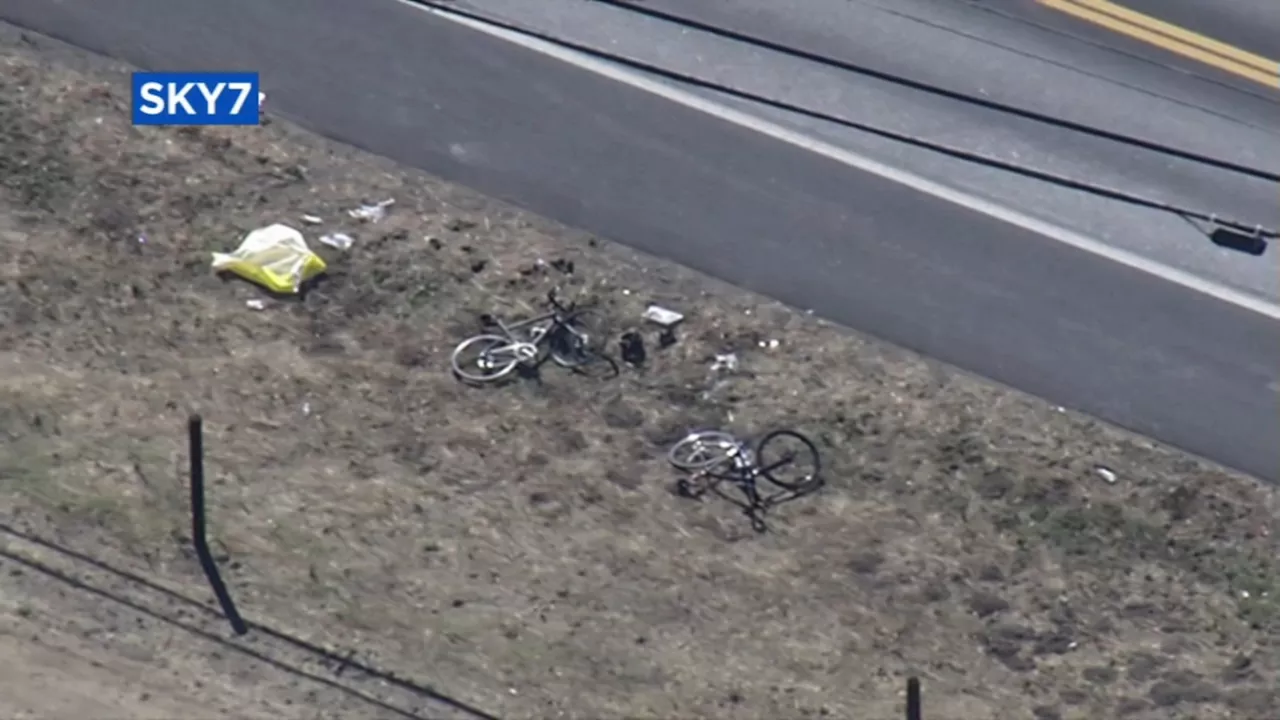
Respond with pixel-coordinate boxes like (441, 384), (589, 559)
(211, 224), (327, 294)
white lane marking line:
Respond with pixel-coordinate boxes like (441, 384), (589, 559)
(401, 0), (1280, 322)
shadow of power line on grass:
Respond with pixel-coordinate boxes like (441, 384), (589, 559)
(0, 412), (501, 720)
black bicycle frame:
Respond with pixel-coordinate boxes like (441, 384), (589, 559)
(700, 452), (797, 506)
(491, 310), (560, 340)
(487, 290), (588, 342)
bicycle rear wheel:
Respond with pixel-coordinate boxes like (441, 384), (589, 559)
(667, 431), (743, 471)
(756, 429), (820, 491)
(450, 334), (523, 383)
(550, 308), (606, 369)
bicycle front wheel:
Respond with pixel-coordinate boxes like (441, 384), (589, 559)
(756, 429), (821, 491)
(451, 334), (522, 383)
(667, 431), (742, 471)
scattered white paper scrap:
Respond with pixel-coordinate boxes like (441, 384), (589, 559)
(711, 353), (739, 372)
(319, 232), (355, 251)
(301, 214), (323, 225)
(245, 299), (267, 311)
(348, 198), (395, 223)
(643, 305), (684, 327)
(1094, 466), (1117, 484)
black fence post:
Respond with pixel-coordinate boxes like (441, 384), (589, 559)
(189, 414), (248, 635)
(906, 676), (921, 720)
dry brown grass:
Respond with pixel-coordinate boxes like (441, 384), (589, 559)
(2, 24), (1280, 720)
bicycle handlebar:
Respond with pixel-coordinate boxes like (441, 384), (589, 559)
(547, 287), (572, 313)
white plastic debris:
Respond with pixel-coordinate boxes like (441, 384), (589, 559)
(319, 232), (355, 251)
(711, 353), (739, 372)
(758, 338), (780, 349)
(245, 299), (267, 311)
(348, 198), (395, 223)
(301, 214), (323, 225)
(643, 304), (684, 327)
(1095, 466), (1117, 484)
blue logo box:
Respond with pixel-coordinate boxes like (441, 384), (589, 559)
(131, 72), (260, 126)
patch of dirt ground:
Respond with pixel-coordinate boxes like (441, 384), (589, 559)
(2, 23), (1280, 720)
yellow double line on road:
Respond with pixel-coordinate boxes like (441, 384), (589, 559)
(1038, 0), (1279, 88)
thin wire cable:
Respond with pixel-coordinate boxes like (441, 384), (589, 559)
(851, 0), (1280, 135)
(583, 0), (1280, 184)
(935, 0), (1280, 108)
(411, 0), (1278, 239)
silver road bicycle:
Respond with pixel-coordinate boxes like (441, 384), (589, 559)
(450, 289), (613, 383)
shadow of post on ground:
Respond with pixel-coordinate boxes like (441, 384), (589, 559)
(0, 415), (500, 720)
(0, 520), (501, 720)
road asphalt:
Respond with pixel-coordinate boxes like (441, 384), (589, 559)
(459, 0), (1280, 301)
(1117, 0), (1280, 59)
(2, 0), (1278, 481)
